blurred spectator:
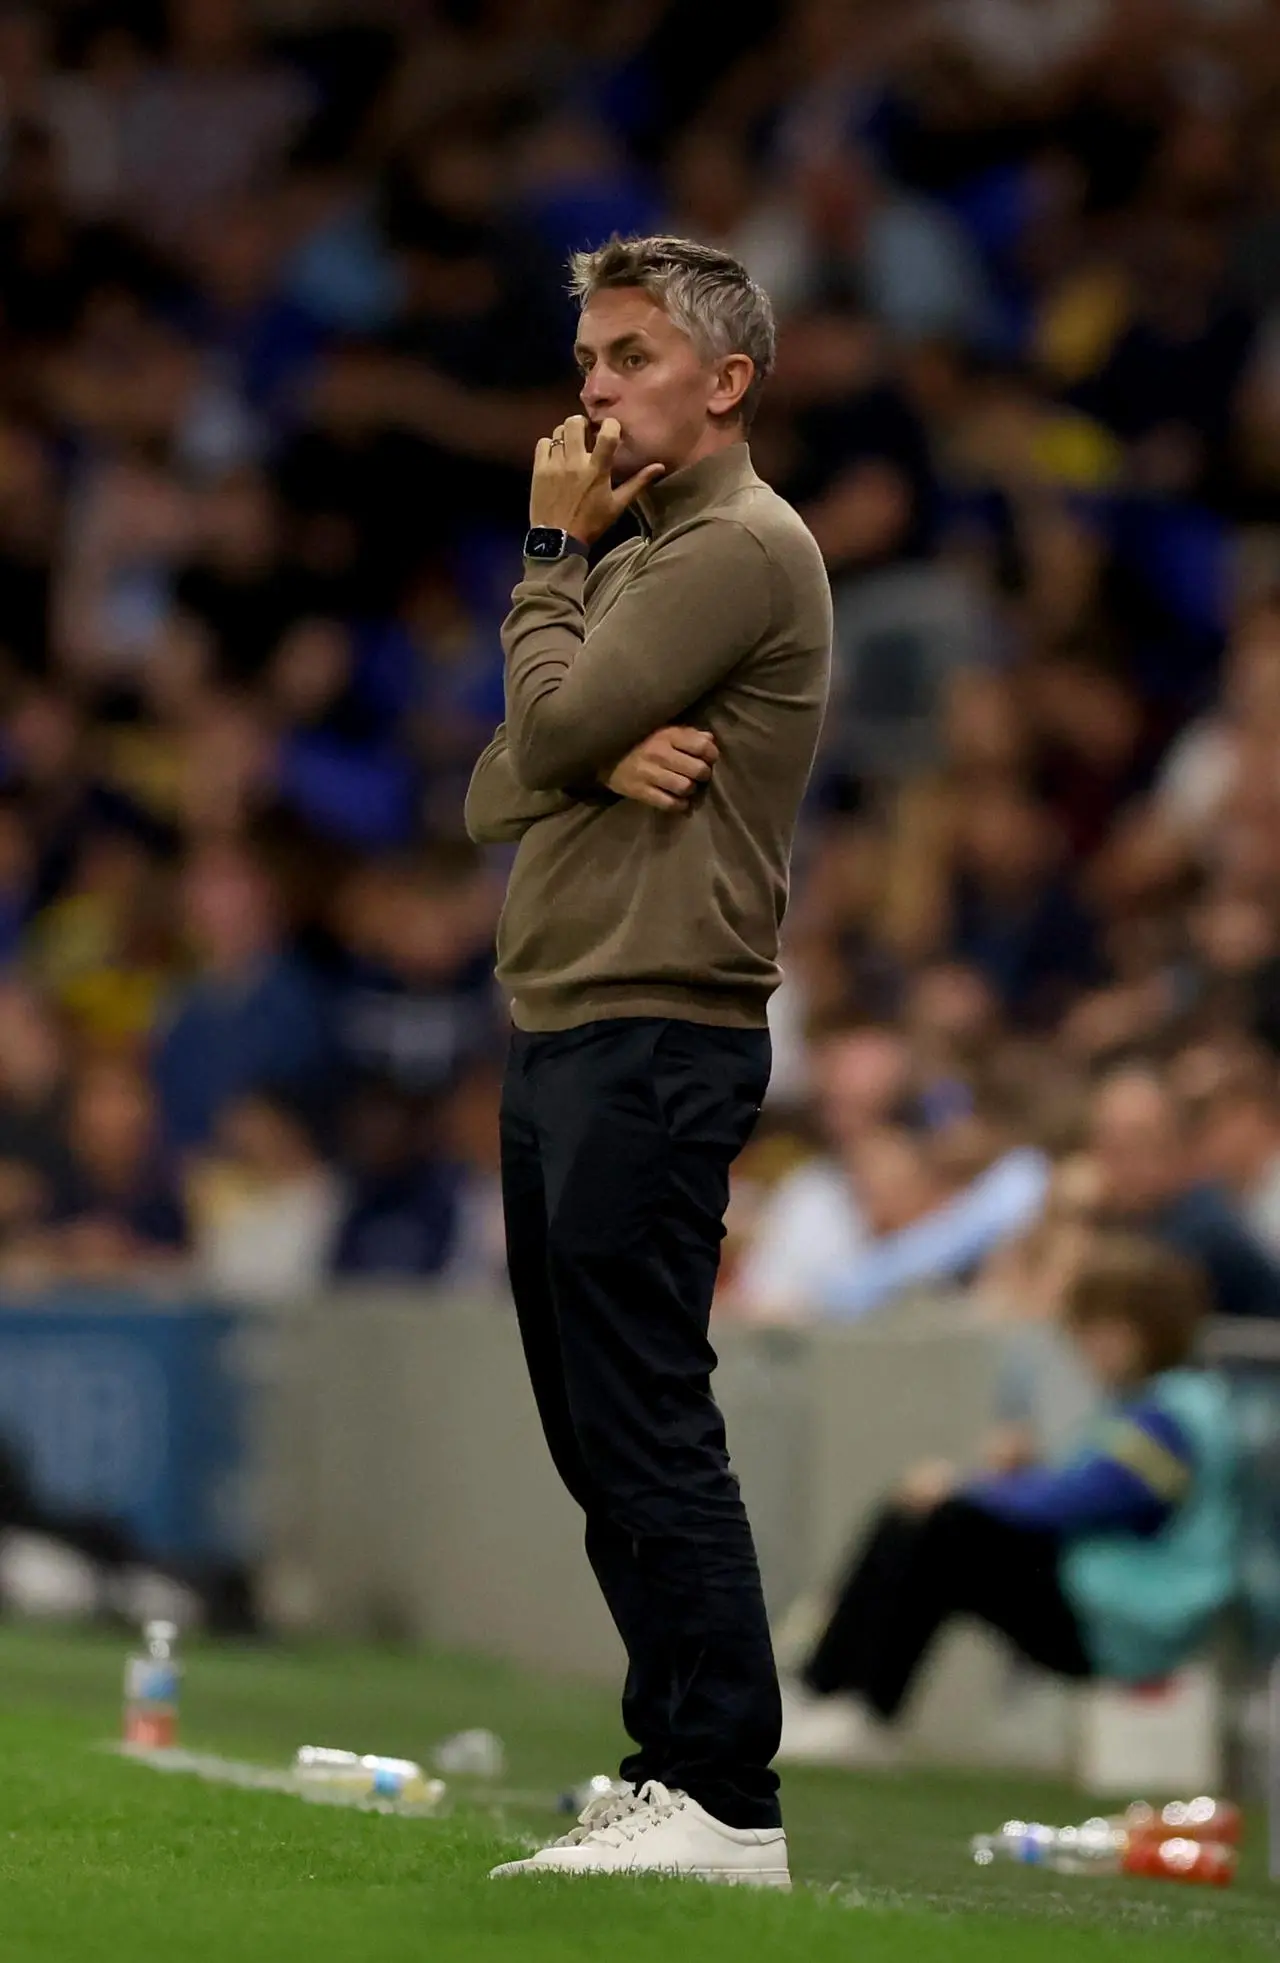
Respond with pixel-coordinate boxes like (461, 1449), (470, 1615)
(814, 1113), (1048, 1320)
(1099, 599), (1280, 908)
(945, 782), (1103, 1023)
(1195, 1066), (1280, 1259)
(433, 1060), (507, 1291)
(330, 843), (500, 1101)
(734, 148), (997, 345)
(116, 0), (313, 246)
(730, 1024), (908, 1317)
(0, 792), (36, 961)
(171, 470), (324, 685)
(187, 1083), (342, 1304)
(1089, 1064), (1280, 1318)
(330, 1079), (461, 1280)
(29, 821), (179, 1047)
(935, 0), (1109, 91)
(0, 980), (71, 1249)
(153, 838), (329, 1155)
(881, 749), (1104, 1023)
(729, 1015), (1048, 1321)
(44, 1054), (188, 1280)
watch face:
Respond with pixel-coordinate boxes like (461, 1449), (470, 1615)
(526, 528), (566, 560)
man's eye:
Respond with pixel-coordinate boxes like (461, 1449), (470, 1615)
(624, 353), (646, 370)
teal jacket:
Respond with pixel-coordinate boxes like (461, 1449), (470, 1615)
(1061, 1369), (1240, 1681)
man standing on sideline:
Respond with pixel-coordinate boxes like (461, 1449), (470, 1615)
(466, 237), (831, 1886)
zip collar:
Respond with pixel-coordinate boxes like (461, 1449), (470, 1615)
(635, 442), (759, 539)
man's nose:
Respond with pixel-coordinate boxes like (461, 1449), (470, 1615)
(581, 370), (614, 411)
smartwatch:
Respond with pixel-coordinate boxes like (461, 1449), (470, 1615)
(523, 527), (589, 563)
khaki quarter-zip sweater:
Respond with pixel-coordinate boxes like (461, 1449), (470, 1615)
(465, 442), (832, 1031)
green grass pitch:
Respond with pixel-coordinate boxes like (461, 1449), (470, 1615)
(0, 1625), (1276, 1962)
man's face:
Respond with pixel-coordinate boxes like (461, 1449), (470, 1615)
(816, 1030), (909, 1152)
(575, 287), (723, 481)
(1089, 1076), (1185, 1218)
(1197, 1096), (1278, 1194)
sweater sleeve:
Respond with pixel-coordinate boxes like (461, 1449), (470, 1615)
(965, 1400), (1195, 1538)
(464, 723), (611, 843)
(501, 520), (774, 791)
(817, 1149), (1049, 1319)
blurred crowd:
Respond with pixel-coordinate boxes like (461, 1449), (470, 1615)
(0, 1), (1279, 1315)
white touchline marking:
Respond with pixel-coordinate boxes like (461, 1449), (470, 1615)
(100, 1742), (556, 1816)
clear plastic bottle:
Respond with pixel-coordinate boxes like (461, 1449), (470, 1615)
(292, 1746), (444, 1807)
(123, 1619), (180, 1750)
(431, 1729), (506, 1778)
(971, 1818), (1237, 1886)
(971, 1818), (1125, 1874)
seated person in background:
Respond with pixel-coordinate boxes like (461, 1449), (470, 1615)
(153, 840), (330, 1157)
(729, 1021), (1046, 1320)
(815, 1107), (1048, 1320)
(329, 1079), (461, 1279)
(1090, 1063), (1280, 1317)
(28, 1054), (189, 1283)
(0, 981), (74, 1253)
(725, 1024), (910, 1318)
(1194, 1065), (1280, 1260)
(778, 1234), (1239, 1765)
(187, 1085), (344, 1305)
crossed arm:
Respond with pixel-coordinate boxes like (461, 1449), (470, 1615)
(466, 510), (771, 845)
(464, 725), (582, 843)
(464, 719), (719, 844)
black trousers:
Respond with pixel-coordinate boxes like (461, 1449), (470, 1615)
(803, 1497), (1094, 1720)
(500, 1016), (780, 1829)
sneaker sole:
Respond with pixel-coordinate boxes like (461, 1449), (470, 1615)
(489, 1862), (791, 1889)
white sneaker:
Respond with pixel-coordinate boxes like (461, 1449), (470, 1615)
(489, 1779), (790, 1887)
(545, 1781), (645, 1847)
(776, 1683), (900, 1768)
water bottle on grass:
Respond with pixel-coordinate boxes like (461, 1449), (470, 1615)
(293, 1746), (444, 1806)
(431, 1729), (506, 1777)
(123, 1620), (180, 1750)
(971, 1817), (1237, 1885)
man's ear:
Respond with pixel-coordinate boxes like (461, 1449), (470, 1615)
(710, 353), (754, 421)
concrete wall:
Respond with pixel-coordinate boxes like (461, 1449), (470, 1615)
(244, 1290), (1076, 1770)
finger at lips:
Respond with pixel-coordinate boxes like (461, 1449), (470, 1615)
(592, 420), (620, 472)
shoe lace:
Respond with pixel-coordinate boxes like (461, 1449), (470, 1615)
(582, 1780), (683, 1848)
(550, 1784), (643, 1848)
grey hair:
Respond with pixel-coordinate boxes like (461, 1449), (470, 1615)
(568, 234), (776, 429)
